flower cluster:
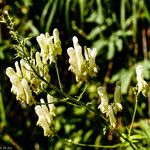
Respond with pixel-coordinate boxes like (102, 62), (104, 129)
(97, 82), (122, 128)
(6, 29), (62, 136)
(6, 28), (62, 102)
(67, 36), (99, 82)
(136, 65), (149, 96)
(6, 54), (51, 104)
(6, 66), (36, 106)
(36, 28), (62, 64)
(35, 94), (56, 137)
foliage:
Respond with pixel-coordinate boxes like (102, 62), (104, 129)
(0, 0), (150, 149)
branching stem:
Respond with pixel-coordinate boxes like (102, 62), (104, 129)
(128, 92), (139, 137)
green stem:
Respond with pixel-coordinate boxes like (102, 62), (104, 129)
(0, 84), (7, 126)
(128, 92), (139, 137)
(68, 139), (122, 148)
(77, 83), (88, 101)
(114, 129), (137, 150)
(55, 61), (63, 91)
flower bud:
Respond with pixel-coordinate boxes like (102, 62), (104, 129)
(136, 65), (149, 96)
(114, 81), (122, 112)
(53, 28), (62, 55)
(97, 86), (109, 114)
(15, 61), (22, 79)
(36, 34), (49, 64)
(47, 94), (56, 117)
(21, 78), (35, 106)
(108, 105), (116, 128)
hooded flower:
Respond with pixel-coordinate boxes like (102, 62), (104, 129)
(34, 94), (56, 137)
(6, 67), (26, 102)
(21, 78), (36, 106)
(108, 105), (116, 128)
(35, 105), (52, 137)
(136, 65), (149, 96)
(97, 86), (109, 114)
(36, 28), (62, 64)
(67, 36), (99, 82)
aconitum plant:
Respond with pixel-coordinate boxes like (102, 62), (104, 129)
(1, 12), (149, 149)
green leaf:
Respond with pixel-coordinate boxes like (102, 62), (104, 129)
(40, 0), (53, 28)
(120, 69), (134, 94)
(107, 41), (115, 60)
(45, 0), (59, 32)
(115, 38), (123, 52)
(83, 129), (93, 142)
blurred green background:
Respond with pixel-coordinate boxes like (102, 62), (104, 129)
(0, 0), (150, 149)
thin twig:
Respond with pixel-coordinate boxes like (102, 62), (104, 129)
(128, 92), (139, 136)
(55, 61), (63, 91)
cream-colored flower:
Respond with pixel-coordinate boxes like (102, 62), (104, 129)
(35, 105), (52, 137)
(97, 86), (109, 114)
(73, 36), (85, 72)
(67, 36), (99, 82)
(35, 52), (50, 83)
(35, 95), (56, 137)
(136, 65), (148, 96)
(6, 67), (26, 102)
(21, 78), (36, 106)
(53, 28), (62, 55)
(40, 98), (54, 125)
(36, 33), (49, 64)
(15, 61), (22, 79)
(67, 47), (84, 82)
(108, 105), (116, 128)
(36, 29), (62, 64)
(47, 94), (56, 117)
(20, 59), (32, 81)
(84, 47), (99, 77)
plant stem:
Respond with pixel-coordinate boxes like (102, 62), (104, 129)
(128, 92), (139, 137)
(114, 129), (137, 150)
(0, 84), (7, 126)
(67, 139), (122, 148)
(55, 61), (63, 91)
(77, 83), (88, 101)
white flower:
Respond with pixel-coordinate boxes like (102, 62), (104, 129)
(67, 36), (99, 82)
(108, 105), (116, 128)
(40, 98), (54, 125)
(35, 105), (52, 137)
(15, 61), (22, 79)
(84, 47), (99, 77)
(67, 47), (84, 82)
(34, 95), (56, 137)
(73, 36), (85, 72)
(36, 29), (62, 64)
(20, 59), (32, 81)
(53, 28), (62, 55)
(47, 94), (56, 117)
(97, 86), (109, 114)
(6, 67), (26, 102)
(21, 78), (35, 106)
(36, 33), (49, 64)
(136, 65), (148, 96)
